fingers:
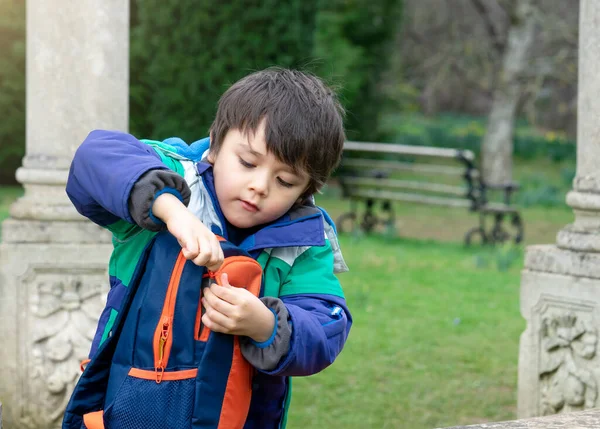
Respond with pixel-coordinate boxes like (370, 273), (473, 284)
(220, 273), (230, 287)
(203, 286), (236, 316)
(190, 237), (211, 266)
(201, 312), (229, 333)
(168, 209), (224, 269)
(179, 235), (197, 260)
(187, 234), (224, 270)
(202, 283), (258, 338)
(202, 295), (235, 332)
(206, 240), (224, 272)
(208, 280), (240, 305)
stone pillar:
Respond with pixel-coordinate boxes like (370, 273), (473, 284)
(0, 1), (128, 428)
(518, 0), (600, 418)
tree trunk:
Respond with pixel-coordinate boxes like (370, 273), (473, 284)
(481, 0), (536, 186)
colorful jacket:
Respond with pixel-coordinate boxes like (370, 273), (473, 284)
(63, 130), (352, 429)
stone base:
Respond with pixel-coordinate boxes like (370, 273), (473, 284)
(0, 240), (111, 429)
(441, 408), (600, 428)
(518, 245), (600, 418)
(1, 219), (111, 244)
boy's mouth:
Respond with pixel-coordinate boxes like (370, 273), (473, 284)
(240, 200), (259, 212)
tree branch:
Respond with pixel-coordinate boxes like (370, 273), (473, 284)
(470, 0), (505, 54)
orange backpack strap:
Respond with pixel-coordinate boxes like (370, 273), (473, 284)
(80, 358), (91, 372)
(82, 410), (104, 429)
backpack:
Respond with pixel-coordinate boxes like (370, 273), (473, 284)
(64, 231), (263, 429)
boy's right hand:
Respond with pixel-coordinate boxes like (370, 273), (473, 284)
(153, 193), (224, 271)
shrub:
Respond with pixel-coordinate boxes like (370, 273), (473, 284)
(130, 0), (319, 141)
(0, 1), (25, 184)
(313, 0), (403, 141)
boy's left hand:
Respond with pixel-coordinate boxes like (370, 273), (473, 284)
(202, 273), (275, 343)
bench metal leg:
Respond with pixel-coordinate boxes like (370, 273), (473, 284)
(464, 213), (489, 246)
(336, 200), (358, 233)
(464, 211), (525, 246)
(360, 199), (378, 233)
(490, 212), (525, 245)
(490, 213), (511, 244)
(381, 200), (396, 235)
(336, 199), (395, 235)
(511, 212), (524, 244)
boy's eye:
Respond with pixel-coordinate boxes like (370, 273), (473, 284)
(239, 157), (255, 168)
(277, 177), (294, 188)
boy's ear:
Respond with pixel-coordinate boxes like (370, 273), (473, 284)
(207, 130), (217, 163)
(207, 150), (215, 163)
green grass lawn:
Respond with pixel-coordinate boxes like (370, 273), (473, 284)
(0, 185), (22, 218)
(287, 235), (523, 428)
(0, 184), (567, 428)
(0, 185), (22, 236)
(285, 191), (567, 428)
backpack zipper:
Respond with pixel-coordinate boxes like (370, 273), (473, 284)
(154, 252), (186, 383)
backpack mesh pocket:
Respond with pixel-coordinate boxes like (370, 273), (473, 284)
(104, 375), (195, 429)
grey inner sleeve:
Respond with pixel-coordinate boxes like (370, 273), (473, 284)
(128, 169), (192, 231)
(240, 297), (292, 371)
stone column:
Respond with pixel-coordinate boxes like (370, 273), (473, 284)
(518, 0), (600, 418)
(0, 1), (128, 428)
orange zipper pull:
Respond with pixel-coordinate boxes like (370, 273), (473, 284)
(155, 321), (170, 383)
(155, 365), (165, 383)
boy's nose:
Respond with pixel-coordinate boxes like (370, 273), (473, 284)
(249, 174), (269, 197)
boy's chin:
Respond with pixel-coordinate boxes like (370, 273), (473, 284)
(225, 214), (261, 229)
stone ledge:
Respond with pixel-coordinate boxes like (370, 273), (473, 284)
(525, 244), (600, 279)
(1, 219), (112, 244)
(439, 409), (600, 428)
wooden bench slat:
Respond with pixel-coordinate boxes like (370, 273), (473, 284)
(340, 177), (467, 196)
(341, 158), (478, 177)
(481, 202), (519, 214)
(344, 141), (475, 161)
(349, 189), (473, 208)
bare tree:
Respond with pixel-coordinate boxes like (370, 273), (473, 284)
(397, 0), (577, 154)
(480, 0), (536, 186)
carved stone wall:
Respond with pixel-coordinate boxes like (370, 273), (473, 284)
(535, 298), (598, 415)
(0, 245), (112, 429)
(24, 265), (107, 426)
(519, 267), (600, 417)
(517, 0), (600, 419)
(0, 1), (128, 427)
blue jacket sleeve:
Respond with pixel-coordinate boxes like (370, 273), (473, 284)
(260, 293), (352, 377)
(66, 129), (168, 226)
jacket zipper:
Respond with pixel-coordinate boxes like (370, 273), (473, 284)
(153, 252), (186, 383)
(197, 271), (216, 341)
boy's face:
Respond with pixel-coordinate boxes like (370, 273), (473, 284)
(208, 120), (310, 229)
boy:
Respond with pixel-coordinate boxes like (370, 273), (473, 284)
(64, 68), (351, 428)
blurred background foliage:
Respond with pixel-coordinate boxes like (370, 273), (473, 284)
(0, 0), (580, 208)
(0, 0), (25, 184)
(129, 0), (320, 141)
(0, 0), (402, 181)
(313, 0), (403, 140)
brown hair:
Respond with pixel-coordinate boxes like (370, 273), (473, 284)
(209, 68), (345, 197)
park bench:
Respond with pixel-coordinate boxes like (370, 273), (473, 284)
(335, 141), (524, 245)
